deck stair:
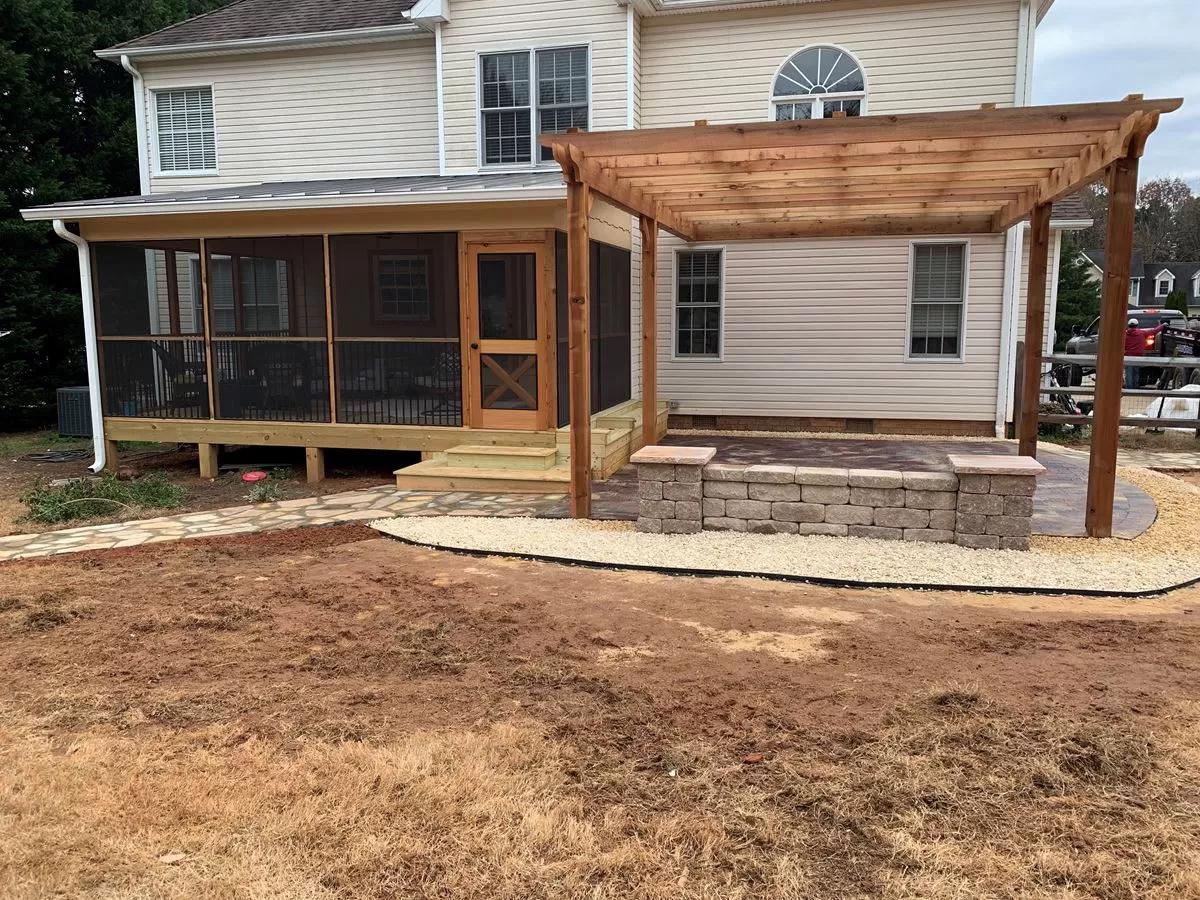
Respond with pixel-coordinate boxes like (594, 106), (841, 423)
(394, 443), (570, 493)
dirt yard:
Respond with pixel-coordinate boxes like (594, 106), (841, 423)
(2, 527), (1199, 898)
(0, 431), (405, 536)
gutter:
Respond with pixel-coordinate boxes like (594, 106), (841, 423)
(21, 185), (568, 222)
(120, 55), (150, 194)
(51, 221), (106, 475)
(96, 23), (425, 62)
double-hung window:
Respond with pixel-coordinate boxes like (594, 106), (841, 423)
(373, 253), (431, 322)
(676, 250), (723, 358)
(153, 87), (217, 174)
(909, 242), (967, 359)
(480, 47), (588, 166)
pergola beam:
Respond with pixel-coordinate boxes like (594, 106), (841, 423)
(694, 217), (996, 241)
(993, 112), (1157, 230)
(561, 146), (697, 241)
(543, 99), (1180, 157)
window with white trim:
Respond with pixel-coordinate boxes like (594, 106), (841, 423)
(480, 47), (588, 166)
(909, 243), (967, 359)
(772, 45), (865, 121)
(153, 87), (216, 173)
(1156, 272), (1174, 297)
(373, 253), (431, 322)
(1129, 278), (1142, 302)
(675, 250), (722, 358)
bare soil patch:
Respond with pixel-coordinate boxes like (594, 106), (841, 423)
(2, 531), (1199, 898)
(0, 432), (405, 536)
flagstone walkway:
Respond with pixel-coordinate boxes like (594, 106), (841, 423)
(0, 487), (559, 563)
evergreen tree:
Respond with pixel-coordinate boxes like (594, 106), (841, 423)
(0, 0), (225, 428)
(1054, 235), (1102, 350)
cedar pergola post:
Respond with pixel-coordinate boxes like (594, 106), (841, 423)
(639, 215), (658, 448)
(1085, 151), (1140, 538)
(1017, 203), (1052, 457)
(561, 156), (593, 518)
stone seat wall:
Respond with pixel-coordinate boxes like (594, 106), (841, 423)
(631, 448), (1045, 551)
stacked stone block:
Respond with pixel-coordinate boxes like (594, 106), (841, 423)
(701, 464), (960, 542)
(951, 472), (1037, 551)
(631, 446), (716, 534)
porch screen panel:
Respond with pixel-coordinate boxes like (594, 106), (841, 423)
(330, 233), (461, 426)
(555, 233), (633, 426)
(91, 240), (208, 419)
(206, 237), (330, 422)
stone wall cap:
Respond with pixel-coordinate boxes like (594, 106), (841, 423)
(947, 454), (1046, 476)
(631, 445), (717, 466)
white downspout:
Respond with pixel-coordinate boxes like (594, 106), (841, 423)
(120, 55), (151, 194)
(434, 24), (447, 176)
(53, 220), (106, 474)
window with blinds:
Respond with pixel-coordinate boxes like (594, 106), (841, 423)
(154, 87), (216, 173)
(676, 250), (723, 358)
(909, 242), (967, 359)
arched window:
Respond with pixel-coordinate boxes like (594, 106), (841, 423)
(771, 45), (866, 121)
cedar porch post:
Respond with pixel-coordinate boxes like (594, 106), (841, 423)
(1085, 152), (1139, 538)
(639, 215), (659, 448)
(1017, 203), (1052, 457)
(564, 161), (593, 518)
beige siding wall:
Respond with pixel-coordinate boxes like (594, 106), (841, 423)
(142, 41), (439, 193)
(639, 0), (1022, 127)
(440, 0), (629, 173)
(656, 234), (1008, 423)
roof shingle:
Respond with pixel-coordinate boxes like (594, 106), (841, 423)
(107, 0), (418, 53)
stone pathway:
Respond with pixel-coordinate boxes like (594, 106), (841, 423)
(0, 487), (559, 563)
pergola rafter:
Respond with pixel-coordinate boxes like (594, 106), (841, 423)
(542, 97), (1182, 536)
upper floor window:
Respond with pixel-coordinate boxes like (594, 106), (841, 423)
(772, 46), (866, 121)
(480, 47), (588, 166)
(1155, 270), (1174, 298)
(153, 87), (216, 174)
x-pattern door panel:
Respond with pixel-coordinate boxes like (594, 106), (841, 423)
(463, 240), (552, 430)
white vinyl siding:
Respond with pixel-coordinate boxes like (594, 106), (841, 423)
(440, 0), (628, 172)
(141, 42), (439, 192)
(656, 234), (1008, 424)
(639, 0), (1021, 126)
(153, 87), (216, 174)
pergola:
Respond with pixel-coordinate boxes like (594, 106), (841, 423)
(542, 97), (1182, 539)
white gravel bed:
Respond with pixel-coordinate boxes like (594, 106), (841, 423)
(370, 515), (1198, 595)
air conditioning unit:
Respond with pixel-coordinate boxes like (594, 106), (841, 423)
(56, 387), (92, 437)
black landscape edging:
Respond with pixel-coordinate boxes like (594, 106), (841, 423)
(377, 532), (1200, 600)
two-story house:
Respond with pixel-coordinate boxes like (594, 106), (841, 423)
(23, 0), (1097, 493)
(1082, 250), (1200, 313)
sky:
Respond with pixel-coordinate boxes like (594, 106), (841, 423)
(1034, 0), (1200, 185)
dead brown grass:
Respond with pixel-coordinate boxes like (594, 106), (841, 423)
(2, 693), (1198, 899)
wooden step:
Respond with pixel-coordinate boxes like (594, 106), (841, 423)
(394, 459), (570, 494)
(444, 444), (559, 471)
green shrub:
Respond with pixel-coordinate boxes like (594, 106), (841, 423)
(21, 471), (188, 525)
(246, 481), (284, 504)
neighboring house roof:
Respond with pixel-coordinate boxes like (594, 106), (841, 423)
(103, 0), (419, 55)
(1083, 249), (1147, 273)
(1048, 193), (1092, 227)
(21, 172), (568, 221)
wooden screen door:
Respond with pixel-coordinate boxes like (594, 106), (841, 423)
(463, 240), (553, 430)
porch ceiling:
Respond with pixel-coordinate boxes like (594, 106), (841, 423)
(539, 98), (1182, 242)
